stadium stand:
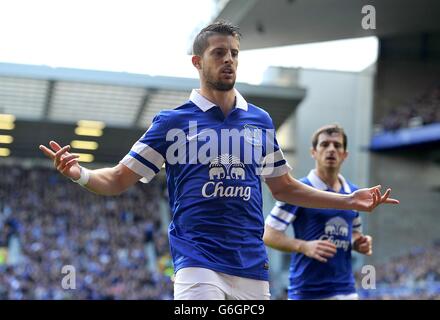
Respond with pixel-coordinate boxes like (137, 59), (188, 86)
(371, 84), (440, 150)
(0, 164), (174, 299)
(377, 85), (440, 132)
(356, 241), (440, 300)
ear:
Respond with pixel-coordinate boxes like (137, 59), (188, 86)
(310, 147), (316, 160)
(192, 55), (201, 69)
(341, 150), (349, 161)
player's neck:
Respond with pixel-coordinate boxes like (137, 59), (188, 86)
(200, 86), (236, 116)
(315, 168), (341, 192)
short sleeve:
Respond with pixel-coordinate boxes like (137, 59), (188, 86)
(119, 113), (167, 183)
(259, 125), (292, 179)
(265, 201), (299, 232)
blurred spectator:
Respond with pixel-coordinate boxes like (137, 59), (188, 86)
(355, 241), (440, 300)
(377, 85), (440, 132)
(0, 164), (173, 300)
(3, 164), (438, 300)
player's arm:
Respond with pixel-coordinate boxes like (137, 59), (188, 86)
(39, 140), (141, 196)
(352, 231), (373, 255)
(265, 173), (399, 212)
(263, 225), (336, 263)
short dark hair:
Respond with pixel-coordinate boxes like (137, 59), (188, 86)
(312, 124), (347, 150)
(192, 20), (241, 56)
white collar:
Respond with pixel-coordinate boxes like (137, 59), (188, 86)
(307, 169), (352, 193)
(189, 88), (248, 112)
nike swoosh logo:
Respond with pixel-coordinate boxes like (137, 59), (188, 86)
(187, 131), (207, 141)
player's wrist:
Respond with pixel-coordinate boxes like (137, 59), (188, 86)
(346, 192), (358, 211)
(71, 166), (90, 187)
(297, 240), (307, 254)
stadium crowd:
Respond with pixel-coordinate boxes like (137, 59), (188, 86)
(378, 85), (440, 132)
(0, 164), (173, 299)
(0, 164), (438, 300)
(356, 241), (440, 299)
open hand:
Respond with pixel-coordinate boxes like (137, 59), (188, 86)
(39, 140), (81, 180)
(351, 185), (399, 212)
(299, 240), (337, 263)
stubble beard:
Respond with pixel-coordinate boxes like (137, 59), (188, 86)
(204, 71), (235, 92)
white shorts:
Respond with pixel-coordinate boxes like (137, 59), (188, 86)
(288, 292), (359, 300)
(174, 267), (271, 300)
(321, 293), (359, 300)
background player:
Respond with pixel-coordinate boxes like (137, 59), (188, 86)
(264, 124), (374, 300)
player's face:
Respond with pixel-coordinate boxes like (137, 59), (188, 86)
(199, 34), (239, 91)
(312, 133), (348, 171)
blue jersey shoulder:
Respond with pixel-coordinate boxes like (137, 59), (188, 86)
(247, 103), (275, 129)
(154, 100), (194, 122)
(347, 181), (359, 193)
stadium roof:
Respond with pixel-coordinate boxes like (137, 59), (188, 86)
(211, 0), (440, 50)
(0, 63), (305, 163)
(0, 62), (305, 129)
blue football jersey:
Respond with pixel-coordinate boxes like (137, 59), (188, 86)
(265, 170), (362, 299)
(121, 89), (291, 281)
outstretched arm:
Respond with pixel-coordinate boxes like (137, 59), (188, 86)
(39, 140), (141, 196)
(263, 225), (337, 263)
(265, 173), (399, 213)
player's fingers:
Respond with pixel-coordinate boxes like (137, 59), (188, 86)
(356, 236), (369, 244)
(313, 254), (327, 263)
(382, 189), (399, 204)
(369, 185), (381, 192)
(54, 145), (70, 161)
(61, 153), (79, 165)
(58, 154), (79, 170)
(384, 198), (400, 204)
(371, 189), (377, 209)
(380, 188), (391, 203)
(61, 158), (79, 174)
(319, 243), (337, 255)
(369, 185), (381, 209)
(318, 249), (336, 258)
(375, 188), (381, 204)
(54, 145), (70, 168)
(57, 160), (66, 171)
(55, 147), (71, 169)
(39, 145), (56, 160)
(361, 244), (373, 255)
(320, 241), (337, 251)
(65, 157), (78, 166)
(50, 140), (63, 152)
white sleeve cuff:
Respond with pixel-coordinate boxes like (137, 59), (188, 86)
(265, 215), (289, 232)
(120, 155), (157, 183)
